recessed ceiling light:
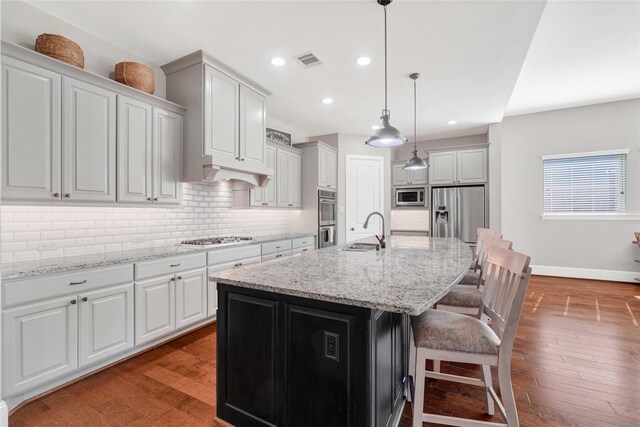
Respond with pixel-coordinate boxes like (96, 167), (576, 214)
(322, 98), (334, 104)
(371, 125), (381, 130)
(356, 56), (371, 66)
(270, 57), (285, 66)
(447, 120), (457, 125)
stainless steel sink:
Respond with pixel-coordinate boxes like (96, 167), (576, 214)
(341, 243), (380, 252)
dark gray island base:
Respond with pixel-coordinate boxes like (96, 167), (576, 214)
(212, 236), (473, 427)
(217, 283), (408, 427)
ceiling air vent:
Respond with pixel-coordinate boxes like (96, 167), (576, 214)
(294, 51), (323, 69)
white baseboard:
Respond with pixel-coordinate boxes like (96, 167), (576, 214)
(0, 400), (7, 427)
(532, 265), (638, 283)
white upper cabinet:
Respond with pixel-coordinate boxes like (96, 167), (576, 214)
(78, 284), (134, 368)
(429, 151), (458, 184)
(318, 146), (337, 190)
(204, 64), (239, 164)
(162, 51), (271, 183)
(288, 151), (302, 208)
(239, 85), (266, 170)
(392, 162), (428, 186)
(263, 144), (277, 206)
(152, 107), (183, 205)
(2, 56), (61, 201)
(457, 149), (487, 183)
(277, 149), (290, 207)
(117, 96), (153, 203)
(1, 43), (185, 206)
(62, 77), (117, 202)
(429, 149), (487, 184)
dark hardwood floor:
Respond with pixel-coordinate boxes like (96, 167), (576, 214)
(9, 276), (640, 426)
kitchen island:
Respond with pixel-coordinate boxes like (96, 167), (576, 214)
(210, 236), (473, 427)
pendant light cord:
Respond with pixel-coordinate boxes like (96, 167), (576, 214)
(414, 77), (417, 150)
(383, 5), (388, 115)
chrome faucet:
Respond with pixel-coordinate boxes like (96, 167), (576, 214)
(363, 211), (386, 249)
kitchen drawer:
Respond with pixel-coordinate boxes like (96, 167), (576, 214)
(207, 244), (261, 266)
(135, 253), (206, 281)
(262, 250), (293, 262)
(262, 240), (292, 256)
(291, 236), (314, 249)
(3, 264), (134, 308)
(292, 247), (312, 255)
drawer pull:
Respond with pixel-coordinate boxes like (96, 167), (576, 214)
(70, 280), (87, 286)
(234, 262), (243, 267)
(81, 297), (88, 302)
(70, 299), (77, 305)
(302, 249), (308, 252)
(53, 193), (60, 197)
(275, 246), (281, 249)
(170, 263), (181, 267)
(276, 254), (283, 258)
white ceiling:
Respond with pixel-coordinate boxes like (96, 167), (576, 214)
(506, 0), (640, 116)
(28, 0), (635, 141)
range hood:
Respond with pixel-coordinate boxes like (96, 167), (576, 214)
(202, 163), (272, 190)
(161, 49), (274, 190)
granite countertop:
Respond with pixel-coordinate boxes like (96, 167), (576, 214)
(210, 236), (473, 316)
(1, 233), (315, 281)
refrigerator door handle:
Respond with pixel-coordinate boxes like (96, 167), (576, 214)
(456, 189), (461, 240)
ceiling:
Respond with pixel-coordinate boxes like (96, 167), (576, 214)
(25, 1), (637, 141)
(506, 0), (640, 116)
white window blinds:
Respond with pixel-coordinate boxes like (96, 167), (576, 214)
(543, 152), (627, 214)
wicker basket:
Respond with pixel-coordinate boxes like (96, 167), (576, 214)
(35, 34), (84, 69)
(114, 62), (155, 94)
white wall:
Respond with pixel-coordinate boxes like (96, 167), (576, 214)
(1, 0), (167, 98)
(312, 133), (392, 245)
(0, 181), (291, 265)
(497, 99), (640, 281)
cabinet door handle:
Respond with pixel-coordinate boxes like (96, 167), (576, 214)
(70, 299), (77, 305)
(64, 193), (71, 198)
(288, 203), (293, 207)
(170, 277), (176, 282)
(81, 297), (88, 302)
(53, 193), (60, 197)
(241, 158), (245, 161)
(154, 197), (158, 201)
(177, 276), (182, 280)
(147, 197), (152, 201)
(170, 263), (181, 267)
(70, 280), (87, 286)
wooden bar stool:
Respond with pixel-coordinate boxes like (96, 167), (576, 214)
(437, 238), (513, 315)
(463, 230), (504, 286)
(409, 247), (532, 427)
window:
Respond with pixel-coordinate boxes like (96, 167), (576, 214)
(543, 150), (627, 214)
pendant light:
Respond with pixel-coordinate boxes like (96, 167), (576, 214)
(365, 0), (406, 147)
(403, 73), (428, 170)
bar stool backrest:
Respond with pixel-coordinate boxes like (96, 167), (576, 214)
(481, 247), (531, 360)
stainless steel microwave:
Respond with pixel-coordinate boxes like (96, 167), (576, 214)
(394, 187), (426, 207)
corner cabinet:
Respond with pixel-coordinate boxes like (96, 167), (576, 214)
(1, 42), (186, 205)
(318, 146), (337, 190)
(428, 148), (487, 185)
(163, 51), (271, 183)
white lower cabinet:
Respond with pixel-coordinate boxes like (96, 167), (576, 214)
(2, 296), (78, 396)
(78, 284), (134, 368)
(175, 268), (207, 329)
(135, 275), (176, 346)
(206, 255), (261, 318)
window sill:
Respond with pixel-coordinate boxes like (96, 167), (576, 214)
(540, 213), (640, 221)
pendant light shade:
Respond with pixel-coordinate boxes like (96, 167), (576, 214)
(366, 0), (406, 147)
(403, 73), (427, 170)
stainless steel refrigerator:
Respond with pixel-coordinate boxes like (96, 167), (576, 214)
(431, 186), (485, 243)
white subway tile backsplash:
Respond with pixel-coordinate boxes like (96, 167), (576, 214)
(1, 181), (292, 262)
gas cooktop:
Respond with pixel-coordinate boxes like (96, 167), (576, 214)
(181, 236), (253, 247)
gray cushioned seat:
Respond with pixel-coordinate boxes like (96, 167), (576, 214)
(459, 270), (480, 285)
(411, 310), (499, 354)
(437, 286), (482, 308)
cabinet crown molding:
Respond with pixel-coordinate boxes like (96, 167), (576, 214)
(161, 49), (272, 98)
(1, 41), (186, 114)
